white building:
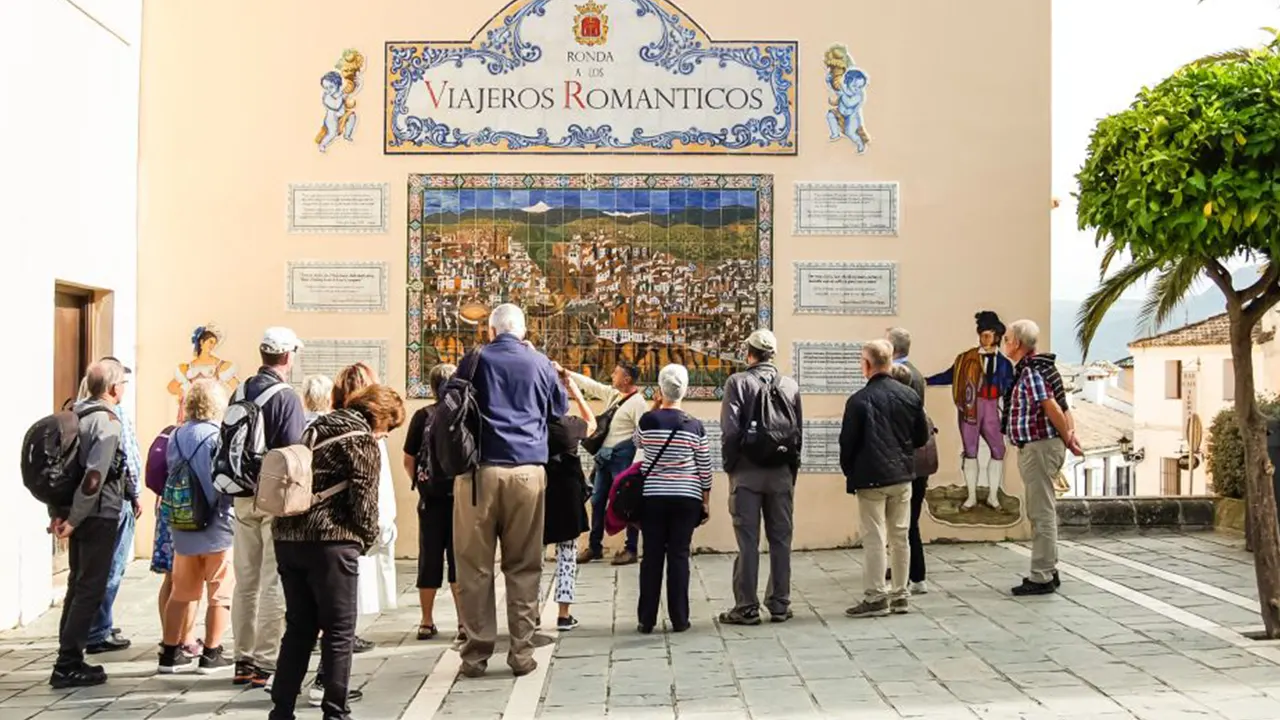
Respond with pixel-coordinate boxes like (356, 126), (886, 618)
(1129, 312), (1275, 497)
(1061, 362), (1136, 496)
(1, 0), (141, 627)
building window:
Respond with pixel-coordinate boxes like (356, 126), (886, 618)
(1161, 457), (1181, 496)
(1224, 358), (1236, 402)
(1165, 360), (1182, 399)
(1115, 466), (1132, 496)
(1083, 468), (1096, 497)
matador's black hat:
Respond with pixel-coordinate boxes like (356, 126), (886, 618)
(975, 311), (1005, 337)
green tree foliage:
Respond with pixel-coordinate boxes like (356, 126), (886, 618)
(1075, 30), (1280, 635)
(1208, 396), (1280, 499)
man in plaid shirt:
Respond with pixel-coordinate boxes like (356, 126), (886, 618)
(1001, 320), (1082, 596)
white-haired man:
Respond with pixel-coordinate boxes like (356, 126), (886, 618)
(454, 304), (568, 678)
(839, 340), (929, 618)
(1001, 319), (1081, 596)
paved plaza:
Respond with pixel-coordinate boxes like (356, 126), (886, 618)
(2, 531), (1280, 718)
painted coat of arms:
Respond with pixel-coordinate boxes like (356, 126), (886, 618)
(574, 1), (609, 45)
(385, 0), (797, 154)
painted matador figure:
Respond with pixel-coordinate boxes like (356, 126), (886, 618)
(927, 311), (1015, 509)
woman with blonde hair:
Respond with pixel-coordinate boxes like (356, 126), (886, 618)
(301, 375), (335, 424)
(158, 379), (237, 673)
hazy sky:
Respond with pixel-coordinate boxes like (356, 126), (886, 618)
(1052, 0), (1279, 301)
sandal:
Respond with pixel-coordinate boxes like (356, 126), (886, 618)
(417, 624), (439, 641)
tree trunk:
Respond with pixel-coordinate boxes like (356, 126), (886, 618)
(1230, 314), (1280, 637)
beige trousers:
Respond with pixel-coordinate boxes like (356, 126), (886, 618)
(231, 497), (286, 670)
(858, 483), (911, 602)
(453, 465), (547, 672)
(1019, 438), (1066, 584)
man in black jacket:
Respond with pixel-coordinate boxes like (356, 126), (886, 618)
(839, 340), (929, 618)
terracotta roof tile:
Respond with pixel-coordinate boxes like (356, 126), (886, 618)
(1128, 312), (1273, 349)
(1071, 399), (1133, 454)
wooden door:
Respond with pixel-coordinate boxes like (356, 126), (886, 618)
(52, 289), (89, 573)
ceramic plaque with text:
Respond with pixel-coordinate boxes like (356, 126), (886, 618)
(385, 0), (798, 154)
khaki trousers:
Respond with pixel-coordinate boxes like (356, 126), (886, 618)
(453, 465), (546, 672)
(232, 497), (286, 670)
(858, 483), (911, 602)
(1019, 438), (1066, 584)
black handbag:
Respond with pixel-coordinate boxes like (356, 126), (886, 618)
(612, 429), (677, 523)
(582, 391), (637, 456)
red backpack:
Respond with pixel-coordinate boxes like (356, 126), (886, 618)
(145, 426), (177, 497)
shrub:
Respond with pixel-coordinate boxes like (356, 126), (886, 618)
(1208, 395), (1280, 499)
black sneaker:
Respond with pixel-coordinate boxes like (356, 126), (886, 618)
(352, 636), (375, 654)
(770, 609), (795, 623)
(1053, 570), (1062, 589)
(557, 615), (580, 631)
(233, 660), (257, 685)
(1011, 578), (1056, 597)
(158, 644), (195, 674)
(249, 667), (272, 689)
(51, 663), (107, 689)
(86, 631), (132, 655)
(718, 608), (762, 626)
(198, 646), (233, 675)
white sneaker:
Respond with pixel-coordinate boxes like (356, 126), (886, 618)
(909, 581), (928, 595)
(308, 682), (324, 707)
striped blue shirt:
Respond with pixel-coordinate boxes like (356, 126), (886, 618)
(634, 409), (713, 501)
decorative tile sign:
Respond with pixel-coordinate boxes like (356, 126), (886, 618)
(405, 173), (773, 399)
(291, 339), (388, 386)
(793, 342), (865, 394)
(705, 419), (844, 475)
(794, 262), (897, 316)
(799, 420), (843, 474)
(287, 183), (388, 234)
(287, 261), (389, 313)
(794, 182), (898, 236)
(385, 0), (798, 155)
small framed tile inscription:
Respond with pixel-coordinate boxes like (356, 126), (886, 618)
(794, 262), (897, 316)
(793, 342), (865, 394)
(794, 182), (898, 236)
(287, 261), (388, 313)
(290, 339), (388, 386)
(799, 420), (843, 474)
(287, 183), (389, 234)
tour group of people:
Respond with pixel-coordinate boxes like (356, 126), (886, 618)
(38, 304), (1079, 720)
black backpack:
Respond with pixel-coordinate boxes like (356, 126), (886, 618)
(414, 406), (452, 498)
(212, 381), (289, 497)
(21, 406), (115, 508)
(582, 391), (637, 456)
(738, 372), (801, 468)
(430, 350), (484, 486)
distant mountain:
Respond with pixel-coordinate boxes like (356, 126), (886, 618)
(1052, 265), (1262, 363)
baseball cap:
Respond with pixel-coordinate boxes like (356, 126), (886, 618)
(746, 329), (778, 353)
(260, 327), (304, 354)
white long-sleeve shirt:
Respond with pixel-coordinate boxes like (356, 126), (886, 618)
(569, 370), (648, 453)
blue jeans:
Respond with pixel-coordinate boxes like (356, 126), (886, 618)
(89, 509), (135, 644)
(589, 442), (638, 556)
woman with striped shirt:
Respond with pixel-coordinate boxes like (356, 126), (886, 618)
(633, 364), (713, 634)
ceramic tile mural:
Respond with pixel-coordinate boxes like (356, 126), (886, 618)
(406, 173), (774, 399)
(385, 0), (797, 154)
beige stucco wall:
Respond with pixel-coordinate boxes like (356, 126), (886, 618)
(135, 0), (1050, 555)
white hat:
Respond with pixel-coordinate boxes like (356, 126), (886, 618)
(658, 364), (689, 402)
(746, 329), (778, 353)
(260, 327), (304, 354)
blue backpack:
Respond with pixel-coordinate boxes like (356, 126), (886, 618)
(162, 435), (215, 532)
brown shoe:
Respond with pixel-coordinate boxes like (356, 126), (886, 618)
(576, 548), (601, 564)
(510, 659), (538, 677)
(611, 550), (638, 566)
(458, 661), (487, 678)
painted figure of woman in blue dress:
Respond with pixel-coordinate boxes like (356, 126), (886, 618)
(824, 44), (870, 154)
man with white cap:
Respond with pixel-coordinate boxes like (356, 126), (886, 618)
(718, 329), (803, 626)
(230, 327), (306, 688)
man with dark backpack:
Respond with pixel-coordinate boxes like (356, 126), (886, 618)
(225, 328), (306, 689)
(31, 360), (129, 688)
(717, 330), (803, 627)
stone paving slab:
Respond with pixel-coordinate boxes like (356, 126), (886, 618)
(1, 531), (1278, 718)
